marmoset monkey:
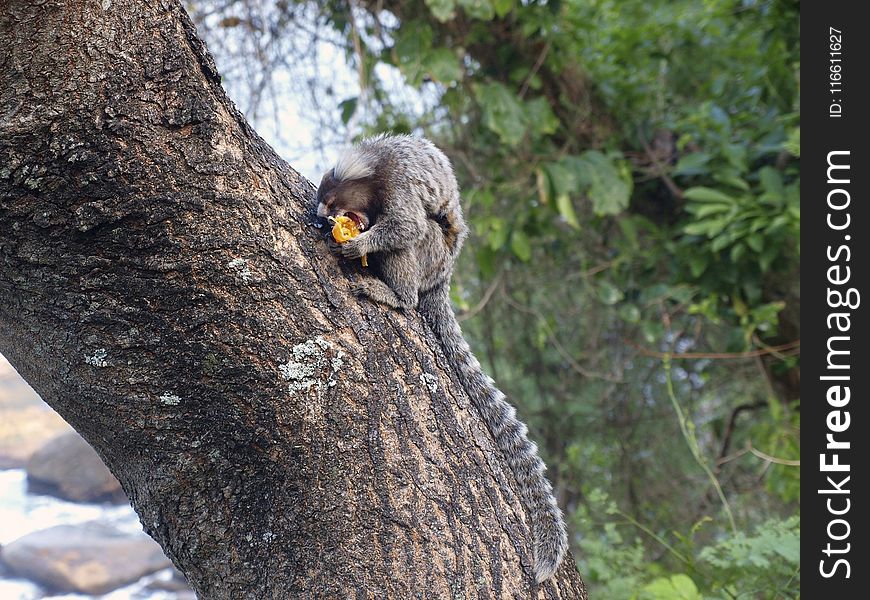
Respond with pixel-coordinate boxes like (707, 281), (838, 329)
(316, 134), (568, 583)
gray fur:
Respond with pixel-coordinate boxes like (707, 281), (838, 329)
(316, 134), (568, 583)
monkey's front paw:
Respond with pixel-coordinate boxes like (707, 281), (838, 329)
(340, 238), (365, 259)
(326, 238), (344, 256)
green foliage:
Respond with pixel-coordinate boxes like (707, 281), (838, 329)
(474, 82), (528, 146)
(575, 490), (800, 599)
(641, 575), (703, 600)
(538, 150), (633, 225)
(571, 150), (633, 216)
(700, 517), (800, 596)
(572, 489), (654, 598)
(392, 22), (464, 86)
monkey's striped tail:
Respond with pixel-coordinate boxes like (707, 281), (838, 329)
(418, 285), (568, 583)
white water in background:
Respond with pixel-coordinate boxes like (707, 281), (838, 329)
(0, 470), (181, 600)
(0, 470), (142, 545)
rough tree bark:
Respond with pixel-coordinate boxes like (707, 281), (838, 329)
(0, 1), (588, 598)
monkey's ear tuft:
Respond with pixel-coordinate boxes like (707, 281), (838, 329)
(334, 147), (375, 181)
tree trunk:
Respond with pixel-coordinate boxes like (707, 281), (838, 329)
(0, 1), (588, 598)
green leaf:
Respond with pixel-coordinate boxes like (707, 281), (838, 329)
(784, 127), (800, 157)
(711, 229), (737, 252)
(338, 97), (357, 125)
(392, 22), (435, 86)
(785, 181), (800, 206)
(424, 48), (463, 84)
(467, 187), (495, 208)
(722, 143), (747, 171)
(618, 217), (639, 249)
(493, 0), (514, 17)
(749, 216), (768, 233)
(768, 214), (790, 232)
(773, 524), (800, 562)
(758, 166), (784, 197)
(683, 202), (730, 218)
(713, 170), (750, 191)
(746, 233), (763, 252)
(672, 152), (711, 176)
(510, 229), (532, 261)
(759, 245), (778, 272)
(556, 193), (580, 229)
(525, 96), (559, 136)
(683, 217), (726, 236)
(475, 82), (527, 146)
(642, 574), (703, 600)
(544, 162), (576, 196)
(687, 253), (708, 278)
(699, 516), (800, 574)
(597, 281), (624, 305)
(730, 243), (746, 262)
(459, 0), (495, 20)
(486, 216), (508, 250)
(570, 151), (632, 216)
(665, 285), (695, 304)
(425, 0), (456, 22)
(683, 187), (735, 203)
(618, 303), (641, 323)
(542, 162), (581, 228)
(682, 222), (707, 236)
(476, 246), (497, 279)
(641, 320), (662, 344)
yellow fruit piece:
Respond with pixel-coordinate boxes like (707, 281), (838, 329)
(329, 216), (368, 267)
(330, 215), (359, 243)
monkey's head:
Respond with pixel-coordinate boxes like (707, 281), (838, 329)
(315, 169), (378, 232)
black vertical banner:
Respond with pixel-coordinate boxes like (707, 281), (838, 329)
(803, 3), (870, 597)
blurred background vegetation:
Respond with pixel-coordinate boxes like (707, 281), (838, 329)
(191, 1), (800, 597)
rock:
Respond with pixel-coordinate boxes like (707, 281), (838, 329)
(0, 406), (73, 469)
(0, 522), (171, 595)
(26, 431), (126, 503)
(0, 353), (42, 409)
(0, 354), (73, 468)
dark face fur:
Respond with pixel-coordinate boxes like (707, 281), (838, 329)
(316, 170), (377, 231)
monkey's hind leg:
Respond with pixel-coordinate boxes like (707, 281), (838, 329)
(350, 278), (417, 310)
(350, 250), (419, 310)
